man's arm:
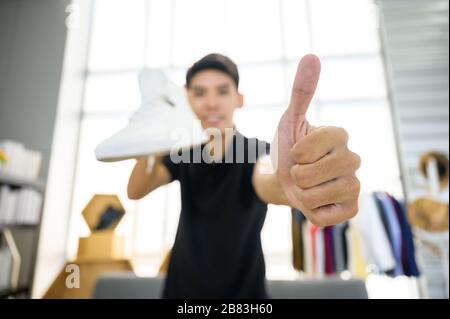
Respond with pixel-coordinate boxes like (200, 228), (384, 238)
(252, 125), (361, 227)
(258, 55), (361, 227)
(252, 155), (289, 205)
(127, 156), (171, 200)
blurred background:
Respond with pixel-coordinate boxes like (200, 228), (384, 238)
(0, 0), (448, 299)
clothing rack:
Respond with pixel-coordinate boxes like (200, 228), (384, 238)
(291, 192), (420, 280)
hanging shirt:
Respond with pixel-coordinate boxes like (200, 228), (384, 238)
(310, 224), (319, 276)
(316, 227), (325, 278)
(347, 221), (369, 279)
(332, 222), (348, 274)
(387, 194), (420, 277)
(291, 208), (306, 271)
(356, 193), (396, 273)
(303, 221), (313, 276)
(324, 226), (335, 275)
(375, 192), (404, 276)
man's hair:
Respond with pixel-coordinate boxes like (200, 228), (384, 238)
(186, 53), (239, 89)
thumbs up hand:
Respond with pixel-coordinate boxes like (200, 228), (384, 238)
(271, 55), (361, 226)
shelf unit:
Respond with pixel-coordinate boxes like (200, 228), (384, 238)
(0, 285), (30, 299)
(0, 173), (44, 192)
(0, 173), (45, 299)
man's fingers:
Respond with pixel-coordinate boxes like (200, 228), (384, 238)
(306, 200), (359, 227)
(290, 149), (361, 189)
(294, 175), (360, 210)
(290, 126), (349, 164)
(288, 54), (321, 116)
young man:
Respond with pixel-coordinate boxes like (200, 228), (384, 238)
(127, 53), (361, 298)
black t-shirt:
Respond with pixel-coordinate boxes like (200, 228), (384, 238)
(161, 131), (270, 298)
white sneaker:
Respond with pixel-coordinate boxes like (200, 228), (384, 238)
(95, 69), (207, 162)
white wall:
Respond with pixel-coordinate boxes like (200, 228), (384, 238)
(0, 0), (70, 181)
(378, 0), (449, 200)
(0, 0), (73, 298)
(0, 0), (93, 298)
(33, 0), (93, 298)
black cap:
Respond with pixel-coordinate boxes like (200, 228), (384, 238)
(186, 53), (239, 89)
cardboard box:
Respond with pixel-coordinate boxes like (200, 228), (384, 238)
(77, 230), (125, 261)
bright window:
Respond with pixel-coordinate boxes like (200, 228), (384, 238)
(69, 0), (399, 279)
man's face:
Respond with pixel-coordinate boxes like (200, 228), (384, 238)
(186, 70), (243, 133)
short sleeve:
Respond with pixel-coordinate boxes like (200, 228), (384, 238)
(256, 139), (270, 160)
(162, 154), (180, 181)
(245, 138), (271, 201)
